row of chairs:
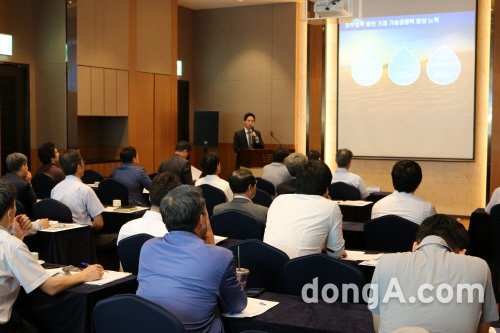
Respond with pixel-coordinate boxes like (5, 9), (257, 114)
(118, 234), (366, 299)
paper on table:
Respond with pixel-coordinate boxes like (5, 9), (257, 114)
(214, 235), (228, 244)
(335, 200), (372, 207)
(85, 271), (132, 286)
(223, 297), (279, 318)
(359, 260), (379, 267)
(40, 223), (88, 233)
(103, 206), (148, 213)
(344, 250), (383, 261)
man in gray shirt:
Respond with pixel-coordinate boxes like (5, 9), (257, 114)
(370, 214), (498, 333)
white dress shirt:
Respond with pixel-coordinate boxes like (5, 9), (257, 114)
(331, 168), (369, 199)
(485, 187), (500, 214)
(371, 190), (436, 225)
(117, 210), (167, 244)
(195, 175), (234, 201)
(263, 194), (345, 259)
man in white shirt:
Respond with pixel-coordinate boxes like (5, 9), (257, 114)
(195, 152), (233, 201)
(264, 160), (345, 259)
(0, 179), (103, 330)
(485, 187), (500, 214)
(331, 148), (369, 199)
(261, 148), (292, 189)
(51, 149), (105, 229)
(371, 160), (436, 224)
(117, 172), (181, 243)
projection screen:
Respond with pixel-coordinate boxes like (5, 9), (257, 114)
(337, 0), (477, 160)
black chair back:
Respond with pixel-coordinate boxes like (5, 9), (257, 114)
(118, 233), (154, 275)
(98, 178), (129, 206)
(198, 184), (226, 217)
(148, 172), (158, 180)
(256, 177), (276, 196)
(252, 189), (273, 207)
(489, 205), (500, 300)
(81, 169), (104, 184)
(283, 253), (366, 302)
(211, 210), (265, 240)
(32, 198), (73, 223)
(363, 215), (418, 252)
(228, 239), (289, 293)
(329, 182), (361, 200)
(15, 199), (26, 215)
(32, 173), (57, 199)
(93, 294), (185, 333)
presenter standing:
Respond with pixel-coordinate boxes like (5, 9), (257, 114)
(233, 112), (264, 169)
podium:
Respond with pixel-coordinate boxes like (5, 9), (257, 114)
(239, 149), (274, 168)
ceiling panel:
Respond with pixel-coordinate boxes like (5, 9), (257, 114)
(178, 0), (296, 10)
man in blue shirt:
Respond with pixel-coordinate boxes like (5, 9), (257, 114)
(137, 185), (247, 333)
(112, 146), (151, 206)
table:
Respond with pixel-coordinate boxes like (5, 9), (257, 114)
(18, 273), (138, 333)
(224, 292), (373, 333)
(468, 208), (494, 266)
(24, 224), (97, 266)
(365, 191), (391, 203)
(101, 206), (148, 234)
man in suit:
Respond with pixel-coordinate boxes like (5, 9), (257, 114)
(261, 148), (292, 189)
(233, 112), (264, 169)
(157, 141), (193, 185)
(2, 153), (37, 218)
(213, 169), (268, 225)
(137, 185), (247, 332)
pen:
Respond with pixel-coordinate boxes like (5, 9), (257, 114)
(81, 262), (89, 267)
(259, 301), (267, 306)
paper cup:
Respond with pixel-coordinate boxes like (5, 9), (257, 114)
(112, 199), (122, 207)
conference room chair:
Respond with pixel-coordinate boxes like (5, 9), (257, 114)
(97, 178), (129, 206)
(489, 204), (500, 300)
(31, 173), (57, 199)
(211, 210), (265, 241)
(283, 253), (366, 303)
(15, 199), (26, 215)
(256, 177), (276, 196)
(32, 198), (73, 223)
(228, 239), (289, 293)
(252, 189), (273, 207)
(81, 169), (104, 184)
(363, 215), (418, 253)
(93, 294), (185, 333)
(148, 172), (158, 180)
(117, 233), (154, 275)
(328, 182), (361, 200)
(198, 184), (226, 217)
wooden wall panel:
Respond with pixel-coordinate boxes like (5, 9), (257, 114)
(104, 69), (117, 116)
(308, 24), (324, 153)
(77, 66), (91, 115)
(117, 70), (129, 116)
(90, 67), (104, 115)
(154, 74), (178, 169)
(129, 72), (155, 172)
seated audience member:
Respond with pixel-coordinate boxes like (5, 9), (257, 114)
(370, 214), (498, 333)
(0, 179), (104, 331)
(331, 148), (369, 199)
(261, 148), (292, 189)
(371, 160), (436, 225)
(264, 160), (345, 259)
(2, 153), (37, 218)
(137, 185), (247, 332)
(275, 152), (308, 195)
(485, 187), (500, 214)
(51, 149), (104, 229)
(307, 150), (321, 161)
(195, 152), (233, 201)
(117, 172), (181, 244)
(111, 146), (151, 206)
(213, 169), (268, 226)
(35, 141), (65, 183)
(157, 141), (193, 185)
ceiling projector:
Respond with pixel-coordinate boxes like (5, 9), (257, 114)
(313, 0), (350, 18)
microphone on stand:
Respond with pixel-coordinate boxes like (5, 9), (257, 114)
(270, 130), (282, 148)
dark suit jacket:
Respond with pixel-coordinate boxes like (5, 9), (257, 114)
(158, 155), (193, 185)
(2, 172), (37, 217)
(233, 128), (264, 169)
(213, 197), (268, 226)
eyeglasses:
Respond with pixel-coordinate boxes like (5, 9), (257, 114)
(81, 160), (86, 166)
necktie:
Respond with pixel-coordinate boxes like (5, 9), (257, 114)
(247, 131), (253, 149)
